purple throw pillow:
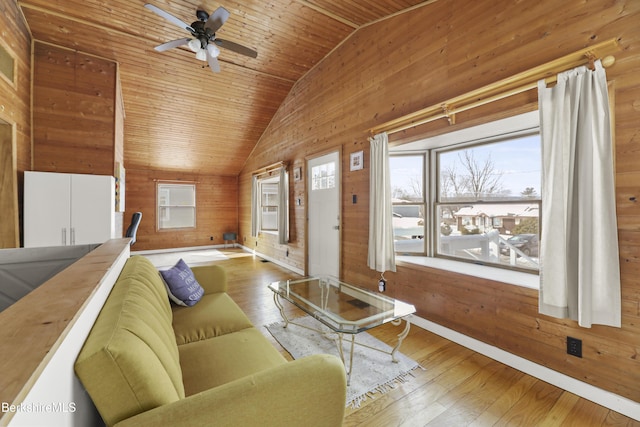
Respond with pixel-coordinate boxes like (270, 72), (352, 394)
(160, 259), (204, 307)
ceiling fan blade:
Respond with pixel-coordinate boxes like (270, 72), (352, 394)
(207, 52), (221, 73)
(154, 38), (191, 52)
(144, 4), (194, 32)
(205, 7), (230, 33)
(214, 38), (258, 59)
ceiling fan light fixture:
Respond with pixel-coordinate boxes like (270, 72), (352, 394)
(147, 5), (258, 72)
(187, 38), (201, 52)
(195, 48), (208, 61)
(207, 44), (220, 58)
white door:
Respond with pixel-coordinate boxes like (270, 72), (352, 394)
(71, 174), (115, 245)
(307, 151), (340, 277)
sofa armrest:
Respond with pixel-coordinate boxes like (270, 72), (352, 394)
(114, 354), (346, 427)
(191, 264), (227, 294)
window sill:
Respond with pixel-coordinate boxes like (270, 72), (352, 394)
(396, 256), (540, 289)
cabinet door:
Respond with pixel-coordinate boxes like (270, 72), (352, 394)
(24, 172), (71, 247)
(70, 174), (115, 245)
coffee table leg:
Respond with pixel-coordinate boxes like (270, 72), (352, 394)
(390, 318), (411, 363)
(273, 293), (290, 328)
(336, 333), (356, 386)
(347, 334), (356, 386)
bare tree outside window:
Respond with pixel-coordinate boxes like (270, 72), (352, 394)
(440, 150), (508, 201)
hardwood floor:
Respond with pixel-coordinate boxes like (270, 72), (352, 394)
(166, 248), (640, 426)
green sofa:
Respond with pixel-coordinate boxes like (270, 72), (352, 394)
(75, 255), (347, 427)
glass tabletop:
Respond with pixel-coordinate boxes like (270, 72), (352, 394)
(268, 276), (416, 334)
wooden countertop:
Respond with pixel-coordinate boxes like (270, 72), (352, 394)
(0, 239), (130, 423)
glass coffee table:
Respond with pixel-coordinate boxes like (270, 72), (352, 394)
(268, 276), (416, 385)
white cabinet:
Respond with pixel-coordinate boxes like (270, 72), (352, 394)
(24, 172), (117, 247)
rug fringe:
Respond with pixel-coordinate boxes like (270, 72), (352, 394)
(265, 320), (284, 329)
(347, 365), (423, 409)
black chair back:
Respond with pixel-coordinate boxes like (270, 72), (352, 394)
(125, 212), (142, 246)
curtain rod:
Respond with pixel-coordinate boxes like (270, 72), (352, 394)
(252, 161), (287, 177)
(370, 38), (621, 136)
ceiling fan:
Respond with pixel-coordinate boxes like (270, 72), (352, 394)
(144, 3), (258, 73)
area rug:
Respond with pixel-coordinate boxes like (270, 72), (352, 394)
(266, 315), (422, 408)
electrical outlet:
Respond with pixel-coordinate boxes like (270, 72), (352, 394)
(567, 336), (582, 358)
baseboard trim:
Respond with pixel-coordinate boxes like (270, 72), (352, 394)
(239, 245), (305, 276)
(410, 316), (640, 421)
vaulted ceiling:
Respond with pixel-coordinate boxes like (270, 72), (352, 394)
(18, 0), (431, 175)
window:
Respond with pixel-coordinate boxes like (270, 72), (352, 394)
(390, 111), (542, 273)
(436, 134), (541, 271)
(157, 182), (196, 230)
(260, 177), (279, 232)
(0, 42), (15, 85)
(311, 161), (336, 190)
(251, 166), (289, 243)
(390, 155), (426, 254)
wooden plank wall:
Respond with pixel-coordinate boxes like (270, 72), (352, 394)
(124, 169), (238, 251)
(0, 123), (19, 247)
(239, 0), (640, 405)
(0, 0), (31, 248)
(32, 42), (116, 176)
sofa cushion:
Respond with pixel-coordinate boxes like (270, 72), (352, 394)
(160, 258), (205, 306)
(173, 292), (254, 345)
(179, 328), (287, 396)
(191, 264), (228, 294)
(75, 256), (185, 427)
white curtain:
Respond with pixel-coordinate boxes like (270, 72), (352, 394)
(278, 167), (289, 245)
(250, 175), (258, 238)
(368, 132), (396, 273)
(538, 59), (621, 328)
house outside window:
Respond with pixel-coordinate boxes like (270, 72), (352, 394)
(390, 112), (542, 273)
(260, 178), (279, 232)
(157, 182), (196, 230)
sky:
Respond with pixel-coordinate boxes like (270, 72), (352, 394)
(390, 134), (542, 199)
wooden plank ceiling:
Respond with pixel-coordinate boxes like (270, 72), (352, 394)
(18, 0), (430, 175)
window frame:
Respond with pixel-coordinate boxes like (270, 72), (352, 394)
(390, 153), (428, 256)
(0, 39), (17, 88)
(259, 176), (280, 234)
(432, 131), (542, 273)
(390, 111), (542, 276)
(156, 182), (197, 231)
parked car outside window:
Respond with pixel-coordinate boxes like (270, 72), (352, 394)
(500, 234), (539, 257)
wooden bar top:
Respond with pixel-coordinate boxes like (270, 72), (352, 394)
(0, 239), (130, 421)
